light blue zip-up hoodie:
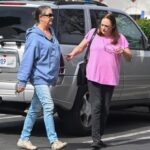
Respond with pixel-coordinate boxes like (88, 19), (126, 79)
(17, 25), (61, 87)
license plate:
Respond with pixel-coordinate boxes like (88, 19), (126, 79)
(0, 54), (17, 68)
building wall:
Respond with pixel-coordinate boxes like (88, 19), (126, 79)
(65, 0), (150, 18)
(95, 0), (150, 18)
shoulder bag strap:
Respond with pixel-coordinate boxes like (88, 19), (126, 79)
(84, 28), (97, 61)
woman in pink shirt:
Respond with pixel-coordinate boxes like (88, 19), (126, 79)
(67, 13), (132, 149)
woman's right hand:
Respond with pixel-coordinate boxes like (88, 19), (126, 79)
(66, 38), (87, 61)
(16, 86), (25, 93)
(66, 53), (74, 61)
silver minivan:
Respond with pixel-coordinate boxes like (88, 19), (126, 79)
(0, 0), (150, 135)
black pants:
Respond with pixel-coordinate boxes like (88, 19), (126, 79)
(88, 81), (114, 143)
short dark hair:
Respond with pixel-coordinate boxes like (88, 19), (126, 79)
(33, 5), (51, 22)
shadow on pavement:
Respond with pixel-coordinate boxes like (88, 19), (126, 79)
(38, 143), (90, 150)
(0, 109), (150, 138)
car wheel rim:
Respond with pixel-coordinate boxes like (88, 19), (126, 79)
(80, 92), (91, 128)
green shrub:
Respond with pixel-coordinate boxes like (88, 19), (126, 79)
(136, 18), (150, 40)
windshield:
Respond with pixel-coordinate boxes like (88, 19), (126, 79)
(0, 6), (57, 40)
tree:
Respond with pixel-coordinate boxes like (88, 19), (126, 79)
(136, 18), (150, 42)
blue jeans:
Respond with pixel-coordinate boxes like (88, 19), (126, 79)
(20, 85), (58, 143)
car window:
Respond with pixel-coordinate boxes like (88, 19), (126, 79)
(114, 13), (144, 50)
(57, 9), (85, 45)
(0, 7), (57, 40)
(90, 10), (107, 28)
(0, 7), (35, 40)
(90, 9), (144, 50)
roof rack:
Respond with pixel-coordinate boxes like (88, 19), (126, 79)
(0, 0), (107, 7)
(55, 0), (107, 7)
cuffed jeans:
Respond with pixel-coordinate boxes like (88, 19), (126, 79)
(88, 81), (114, 143)
(20, 85), (58, 143)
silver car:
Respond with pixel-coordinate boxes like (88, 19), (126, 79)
(0, 0), (150, 135)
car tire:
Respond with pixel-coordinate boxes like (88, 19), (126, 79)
(57, 85), (91, 136)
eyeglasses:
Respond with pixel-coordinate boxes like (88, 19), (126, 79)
(42, 13), (54, 17)
(100, 24), (112, 29)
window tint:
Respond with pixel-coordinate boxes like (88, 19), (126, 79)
(90, 10), (144, 50)
(0, 7), (57, 40)
(90, 10), (107, 28)
(58, 9), (85, 45)
(114, 13), (144, 50)
(0, 7), (35, 40)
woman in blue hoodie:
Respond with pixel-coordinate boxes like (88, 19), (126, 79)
(16, 5), (67, 150)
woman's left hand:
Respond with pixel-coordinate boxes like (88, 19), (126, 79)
(116, 47), (124, 54)
(116, 47), (132, 61)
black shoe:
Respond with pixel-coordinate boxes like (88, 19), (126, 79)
(91, 142), (102, 148)
(91, 147), (101, 150)
(91, 140), (107, 149)
(99, 140), (107, 147)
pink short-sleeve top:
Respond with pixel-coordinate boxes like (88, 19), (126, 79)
(85, 28), (129, 86)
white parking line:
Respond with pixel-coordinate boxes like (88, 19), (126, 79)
(109, 136), (150, 146)
(84, 129), (150, 143)
(0, 114), (6, 117)
(0, 115), (22, 120)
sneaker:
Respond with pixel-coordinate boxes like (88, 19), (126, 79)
(17, 139), (37, 150)
(51, 140), (67, 150)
